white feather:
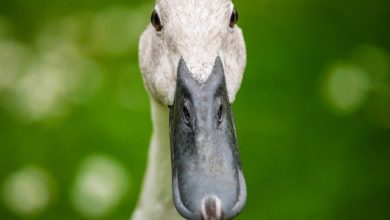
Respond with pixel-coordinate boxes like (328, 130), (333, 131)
(139, 0), (246, 105)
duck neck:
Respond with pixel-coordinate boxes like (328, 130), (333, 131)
(132, 99), (181, 219)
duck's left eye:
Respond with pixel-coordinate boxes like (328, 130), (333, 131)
(151, 10), (163, 31)
(229, 8), (238, 28)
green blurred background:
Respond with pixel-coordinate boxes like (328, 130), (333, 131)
(0, 0), (389, 219)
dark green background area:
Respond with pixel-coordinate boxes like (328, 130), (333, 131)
(0, 0), (389, 219)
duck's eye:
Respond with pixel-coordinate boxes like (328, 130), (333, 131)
(229, 8), (238, 28)
(151, 10), (163, 31)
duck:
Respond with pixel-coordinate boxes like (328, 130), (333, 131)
(131, 1), (247, 219)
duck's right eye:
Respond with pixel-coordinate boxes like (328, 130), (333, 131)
(151, 10), (163, 31)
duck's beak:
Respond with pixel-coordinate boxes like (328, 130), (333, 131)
(169, 57), (246, 220)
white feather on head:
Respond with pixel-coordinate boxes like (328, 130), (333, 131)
(139, 0), (246, 105)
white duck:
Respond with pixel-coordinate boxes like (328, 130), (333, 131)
(131, 0), (247, 219)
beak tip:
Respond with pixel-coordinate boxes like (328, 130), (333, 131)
(201, 195), (223, 220)
(172, 169), (247, 220)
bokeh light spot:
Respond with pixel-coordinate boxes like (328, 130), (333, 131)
(71, 154), (130, 218)
(323, 64), (370, 114)
(9, 45), (101, 121)
(0, 39), (30, 93)
(2, 166), (51, 216)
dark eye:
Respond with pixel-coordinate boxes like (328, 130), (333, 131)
(229, 8), (238, 28)
(151, 10), (163, 31)
(217, 104), (223, 124)
(183, 105), (191, 125)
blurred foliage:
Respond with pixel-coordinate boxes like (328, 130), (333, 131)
(0, 0), (389, 219)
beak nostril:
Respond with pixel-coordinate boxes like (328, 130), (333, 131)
(201, 196), (223, 220)
(183, 104), (191, 125)
(217, 104), (223, 124)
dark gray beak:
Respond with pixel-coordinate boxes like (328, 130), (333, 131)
(169, 57), (246, 220)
